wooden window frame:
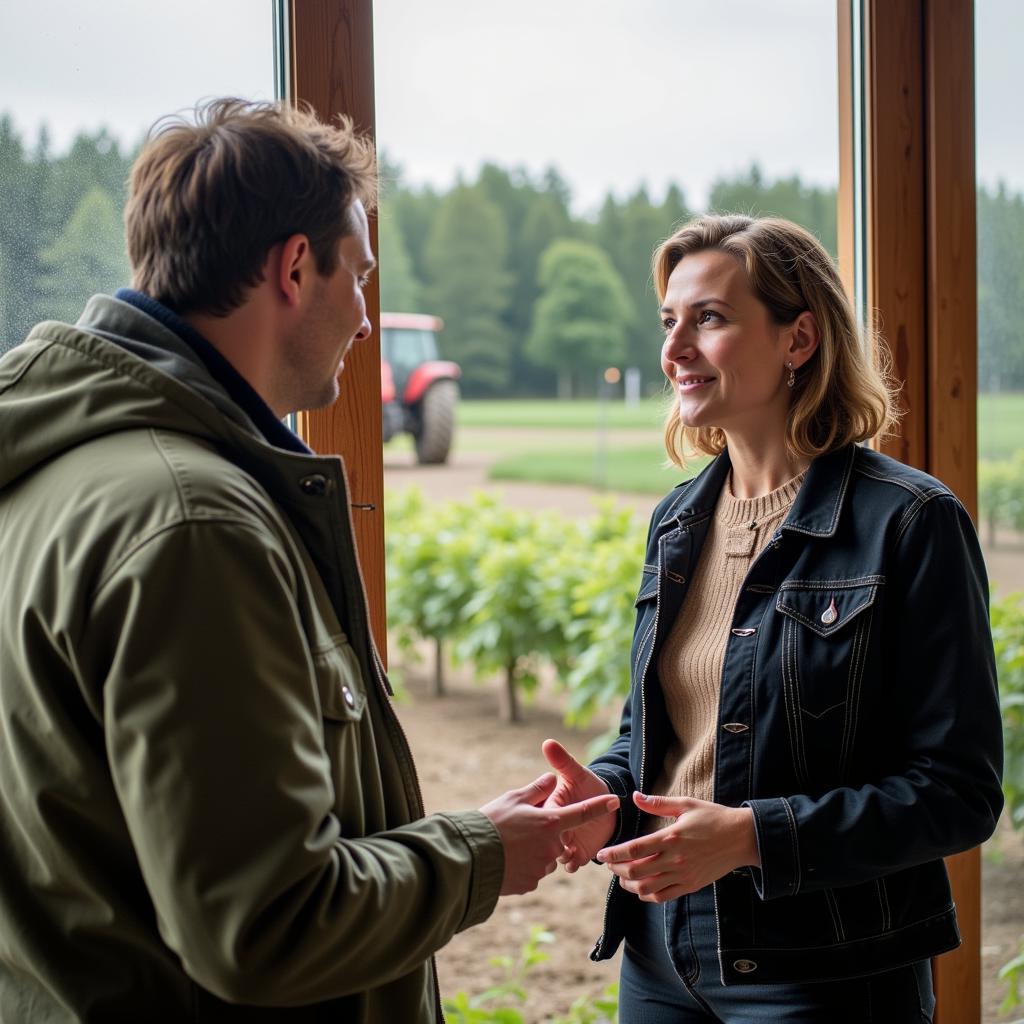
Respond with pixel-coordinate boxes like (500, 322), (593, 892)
(841, 1), (980, 1021)
(291, 1), (983, 1018)
(288, 0), (386, 656)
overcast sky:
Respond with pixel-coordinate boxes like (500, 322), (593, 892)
(0, 1), (1020, 215)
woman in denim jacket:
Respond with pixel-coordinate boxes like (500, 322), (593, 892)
(542, 216), (1003, 1023)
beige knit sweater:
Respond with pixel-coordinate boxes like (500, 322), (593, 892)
(651, 471), (806, 809)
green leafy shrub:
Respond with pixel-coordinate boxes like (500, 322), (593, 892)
(386, 490), (644, 726)
(457, 510), (575, 722)
(993, 591), (1024, 829)
(979, 455), (1024, 545)
(442, 925), (618, 1024)
(993, 590), (1024, 1016)
(385, 489), (499, 694)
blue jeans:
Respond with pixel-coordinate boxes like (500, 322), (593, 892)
(619, 887), (935, 1023)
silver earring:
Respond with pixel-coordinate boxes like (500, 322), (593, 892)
(787, 362), (795, 388)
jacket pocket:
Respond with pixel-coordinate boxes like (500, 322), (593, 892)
(313, 636), (366, 723)
(775, 578), (881, 788)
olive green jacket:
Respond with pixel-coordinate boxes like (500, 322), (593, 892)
(0, 296), (503, 1022)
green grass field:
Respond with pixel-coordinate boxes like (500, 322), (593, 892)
(488, 445), (709, 494)
(978, 393), (1024, 460)
(458, 397), (671, 431)
(382, 395), (1024, 493)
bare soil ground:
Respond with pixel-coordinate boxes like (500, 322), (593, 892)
(394, 660), (1023, 1023)
(385, 435), (1024, 1023)
(393, 666), (621, 1022)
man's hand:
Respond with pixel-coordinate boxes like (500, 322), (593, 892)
(541, 739), (618, 873)
(596, 792), (760, 903)
(480, 773), (619, 896)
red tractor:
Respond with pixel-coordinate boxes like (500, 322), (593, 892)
(380, 313), (461, 464)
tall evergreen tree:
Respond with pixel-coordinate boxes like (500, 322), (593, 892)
(978, 183), (1024, 391)
(377, 208), (423, 313)
(39, 186), (130, 324)
(423, 184), (512, 395)
(526, 239), (632, 396)
(709, 163), (837, 256)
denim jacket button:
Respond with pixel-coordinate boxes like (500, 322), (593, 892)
(723, 722), (749, 734)
(734, 959), (758, 974)
(731, 627), (756, 637)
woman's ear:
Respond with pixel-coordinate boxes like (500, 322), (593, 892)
(787, 310), (821, 369)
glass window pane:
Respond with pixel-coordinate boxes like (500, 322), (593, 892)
(976, 1), (1024, 1019)
(373, 2), (841, 1014)
(0, 0), (277, 355)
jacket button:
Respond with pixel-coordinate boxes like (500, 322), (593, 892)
(723, 722), (749, 734)
(731, 627), (756, 637)
(299, 474), (329, 496)
(341, 685), (356, 709)
(733, 959), (758, 974)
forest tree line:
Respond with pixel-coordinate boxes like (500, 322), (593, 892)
(2, 113), (1022, 397)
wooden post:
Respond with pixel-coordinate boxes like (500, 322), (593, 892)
(924, 2), (980, 1019)
(855, 1), (982, 1020)
(287, 0), (387, 658)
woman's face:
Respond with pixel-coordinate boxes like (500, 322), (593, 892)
(660, 248), (793, 439)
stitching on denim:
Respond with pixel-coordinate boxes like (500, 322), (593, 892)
(839, 612), (869, 781)
(777, 595), (876, 637)
(894, 491), (960, 547)
(745, 604), (771, 797)
(824, 888), (846, 942)
(785, 446), (855, 536)
(779, 575), (885, 589)
(781, 797), (802, 893)
(895, 496), (925, 540)
(801, 700), (846, 720)
(853, 462), (935, 500)
(790, 624), (811, 784)
(659, 483), (695, 525)
(737, 904), (956, 953)
(877, 877), (892, 932)
(786, 614), (811, 782)
(780, 619), (805, 788)
(634, 616), (656, 681)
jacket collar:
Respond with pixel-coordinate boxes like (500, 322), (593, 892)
(659, 444), (856, 539)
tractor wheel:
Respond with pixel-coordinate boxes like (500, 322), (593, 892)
(414, 379), (458, 464)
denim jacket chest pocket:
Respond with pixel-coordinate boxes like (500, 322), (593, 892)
(773, 578), (883, 789)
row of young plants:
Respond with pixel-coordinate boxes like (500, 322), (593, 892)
(384, 488), (642, 734)
(442, 925), (617, 1024)
(979, 453), (1024, 545)
(994, 591), (1024, 1016)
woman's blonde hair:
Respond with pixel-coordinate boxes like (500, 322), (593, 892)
(653, 214), (897, 466)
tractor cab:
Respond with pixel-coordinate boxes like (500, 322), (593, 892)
(380, 313), (461, 464)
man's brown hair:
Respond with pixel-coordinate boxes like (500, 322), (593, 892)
(124, 98), (377, 316)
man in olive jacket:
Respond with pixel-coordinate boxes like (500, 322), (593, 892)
(0, 100), (618, 1023)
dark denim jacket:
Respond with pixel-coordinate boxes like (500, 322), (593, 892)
(588, 444), (1003, 985)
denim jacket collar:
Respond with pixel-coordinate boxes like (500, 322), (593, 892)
(658, 443), (856, 539)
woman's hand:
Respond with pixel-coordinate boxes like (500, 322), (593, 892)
(541, 739), (618, 873)
(597, 792), (761, 902)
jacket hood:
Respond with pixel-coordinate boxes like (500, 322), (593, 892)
(0, 294), (267, 493)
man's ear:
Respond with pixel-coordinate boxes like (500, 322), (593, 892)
(273, 233), (313, 308)
(787, 310), (821, 370)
